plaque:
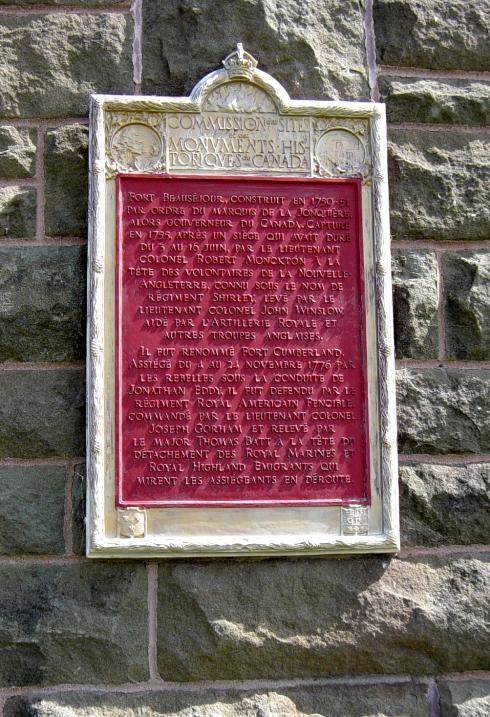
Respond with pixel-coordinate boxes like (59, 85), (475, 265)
(87, 45), (399, 557)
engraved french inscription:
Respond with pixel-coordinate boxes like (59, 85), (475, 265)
(116, 175), (370, 507)
(167, 108), (311, 173)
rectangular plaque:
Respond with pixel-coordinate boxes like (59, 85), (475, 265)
(87, 45), (399, 557)
(116, 175), (369, 507)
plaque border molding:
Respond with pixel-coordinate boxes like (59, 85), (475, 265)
(87, 46), (399, 558)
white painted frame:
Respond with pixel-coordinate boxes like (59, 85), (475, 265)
(87, 47), (399, 557)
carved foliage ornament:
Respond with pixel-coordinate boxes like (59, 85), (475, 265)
(203, 82), (276, 114)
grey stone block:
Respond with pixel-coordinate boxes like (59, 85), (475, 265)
(396, 368), (490, 454)
(388, 129), (490, 241)
(0, 561), (148, 686)
(0, 13), (133, 118)
(0, 464), (66, 555)
(442, 251), (490, 361)
(400, 463), (490, 546)
(0, 1), (127, 4)
(0, 186), (36, 238)
(142, 0), (370, 101)
(374, 0), (490, 71)
(3, 682), (431, 716)
(0, 245), (86, 362)
(439, 678), (490, 716)
(380, 76), (490, 126)
(156, 552), (489, 679)
(0, 369), (85, 458)
(0, 126), (36, 178)
(44, 125), (88, 237)
(391, 250), (438, 359)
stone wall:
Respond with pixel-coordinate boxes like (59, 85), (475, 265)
(0, 1), (488, 715)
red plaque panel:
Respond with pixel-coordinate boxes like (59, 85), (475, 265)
(116, 175), (369, 507)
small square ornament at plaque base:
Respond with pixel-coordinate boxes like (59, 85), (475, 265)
(341, 506), (369, 536)
(118, 508), (146, 538)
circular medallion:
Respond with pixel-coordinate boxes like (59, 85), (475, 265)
(111, 123), (163, 172)
(315, 129), (365, 174)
